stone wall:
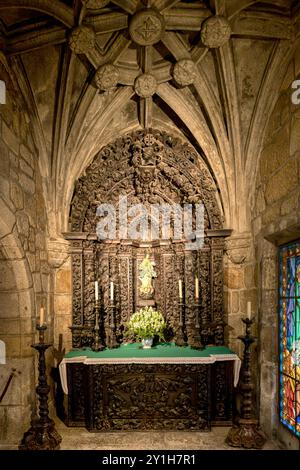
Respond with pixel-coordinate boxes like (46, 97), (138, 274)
(224, 234), (257, 359)
(252, 55), (300, 450)
(0, 62), (51, 447)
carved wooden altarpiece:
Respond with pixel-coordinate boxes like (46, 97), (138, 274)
(64, 130), (233, 430)
(66, 129), (230, 347)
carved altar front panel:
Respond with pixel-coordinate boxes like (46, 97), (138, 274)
(65, 361), (234, 429)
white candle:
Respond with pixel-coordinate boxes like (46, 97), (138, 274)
(247, 301), (251, 319)
(195, 277), (199, 300)
(178, 280), (183, 299)
(40, 307), (44, 326)
(110, 281), (114, 301)
(95, 281), (99, 301)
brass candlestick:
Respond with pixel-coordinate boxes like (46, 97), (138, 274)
(190, 300), (204, 350)
(226, 317), (266, 449)
(19, 324), (62, 450)
(92, 299), (105, 351)
(175, 301), (186, 346)
(106, 300), (118, 349)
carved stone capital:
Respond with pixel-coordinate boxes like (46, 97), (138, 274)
(95, 63), (119, 91)
(173, 59), (197, 87)
(134, 73), (157, 97)
(201, 15), (231, 49)
(129, 9), (165, 46)
(225, 233), (253, 265)
(82, 0), (110, 8)
(68, 25), (96, 54)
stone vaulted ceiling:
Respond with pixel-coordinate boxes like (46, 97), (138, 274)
(0, 0), (300, 236)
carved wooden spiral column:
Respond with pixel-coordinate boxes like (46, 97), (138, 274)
(226, 318), (266, 449)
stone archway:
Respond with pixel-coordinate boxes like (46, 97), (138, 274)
(0, 199), (35, 447)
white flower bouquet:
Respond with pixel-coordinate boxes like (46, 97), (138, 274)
(125, 306), (166, 342)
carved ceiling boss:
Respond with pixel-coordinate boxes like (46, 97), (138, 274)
(67, 2), (232, 127)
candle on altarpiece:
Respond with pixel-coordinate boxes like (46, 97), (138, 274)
(95, 281), (99, 301)
(247, 301), (252, 320)
(195, 276), (199, 300)
(39, 307), (45, 326)
(178, 280), (183, 299)
(110, 281), (114, 301)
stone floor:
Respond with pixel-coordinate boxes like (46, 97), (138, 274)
(55, 420), (280, 451)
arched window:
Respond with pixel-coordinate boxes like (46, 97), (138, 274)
(279, 241), (300, 437)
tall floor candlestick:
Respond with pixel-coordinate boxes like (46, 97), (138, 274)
(226, 317), (266, 449)
(19, 324), (62, 450)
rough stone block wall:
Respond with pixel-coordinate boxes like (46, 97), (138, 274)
(252, 56), (300, 450)
(0, 63), (50, 447)
(54, 259), (72, 352)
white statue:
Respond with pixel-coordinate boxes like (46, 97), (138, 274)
(139, 254), (156, 296)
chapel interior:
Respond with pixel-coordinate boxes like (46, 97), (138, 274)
(0, 0), (300, 451)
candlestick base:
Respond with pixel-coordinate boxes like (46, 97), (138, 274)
(226, 418), (266, 449)
(19, 417), (62, 450)
(92, 334), (105, 352)
(189, 303), (204, 350)
(226, 316), (266, 449)
(175, 330), (186, 347)
(189, 335), (204, 350)
(107, 330), (118, 349)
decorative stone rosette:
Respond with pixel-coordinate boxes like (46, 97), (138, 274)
(134, 73), (157, 98)
(68, 25), (96, 54)
(95, 64), (119, 91)
(129, 9), (165, 46)
(173, 59), (197, 87)
(201, 15), (231, 48)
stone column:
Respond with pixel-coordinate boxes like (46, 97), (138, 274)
(224, 233), (256, 358)
(48, 238), (72, 352)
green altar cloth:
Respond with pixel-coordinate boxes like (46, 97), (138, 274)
(64, 342), (234, 359)
(60, 342), (241, 394)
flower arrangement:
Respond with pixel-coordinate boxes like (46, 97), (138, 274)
(125, 306), (166, 341)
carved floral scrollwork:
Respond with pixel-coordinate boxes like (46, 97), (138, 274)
(88, 364), (210, 430)
(70, 129), (222, 232)
(69, 130), (226, 349)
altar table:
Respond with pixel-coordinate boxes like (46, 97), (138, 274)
(59, 343), (241, 431)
